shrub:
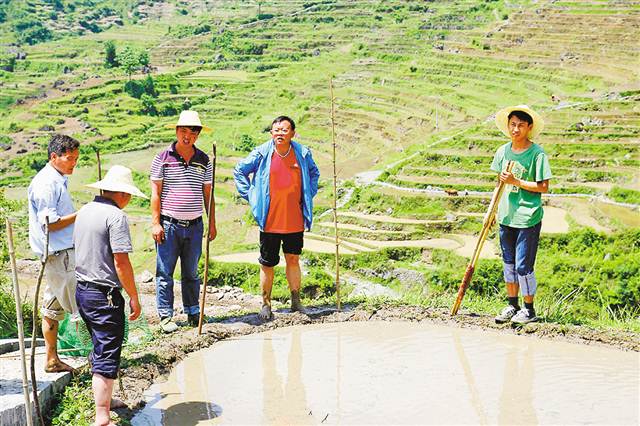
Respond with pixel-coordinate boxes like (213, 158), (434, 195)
(0, 54), (15, 72)
(140, 94), (158, 116)
(237, 134), (256, 152)
(124, 75), (158, 99)
(104, 40), (118, 68)
(14, 19), (53, 45)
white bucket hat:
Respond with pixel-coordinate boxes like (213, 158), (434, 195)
(495, 105), (544, 140)
(87, 165), (148, 198)
(169, 110), (211, 131)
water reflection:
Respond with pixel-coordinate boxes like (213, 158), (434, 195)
(262, 327), (310, 424)
(132, 322), (639, 425)
(453, 332), (488, 425)
(498, 344), (538, 426)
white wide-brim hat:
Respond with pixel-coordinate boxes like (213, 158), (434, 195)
(495, 105), (544, 140)
(87, 165), (148, 199)
(167, 110), (211, 131)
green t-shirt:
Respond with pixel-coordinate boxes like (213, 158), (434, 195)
(490, 142), (552, 228)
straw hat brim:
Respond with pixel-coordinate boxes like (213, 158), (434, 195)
(495, 105), (544, 140)
(87, 181), (149, 199)
(164, 124), (212, 132)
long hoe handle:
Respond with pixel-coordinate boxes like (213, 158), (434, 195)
(198, 143), (216, 335)
(451, 161), (514, 315)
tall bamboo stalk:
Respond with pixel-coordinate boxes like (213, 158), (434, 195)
(30, 216), (49, 426)
(95, 147), (103, 195)
(198, 143), (217, 335)
(6, 217), (33, 426)
(330, 79), (341, 311)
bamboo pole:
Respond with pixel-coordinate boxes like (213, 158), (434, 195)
(451, 161), (515, 315)
(30, 216), (49, 426)
(330, 79), (341, 311)
(6, 217), (34, 426)
(95, 147), (103, 196)
(198, 143), (217, 335)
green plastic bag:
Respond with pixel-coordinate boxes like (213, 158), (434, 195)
(57, 295), (151, 357)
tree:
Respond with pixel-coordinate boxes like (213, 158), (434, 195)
(140, 94), (157, 116)
(104, 41), (118, 68)
(0, 55), (15, 72)
(117, 46), (143, 80)
(141, 75), (158, 97)
(14, 19), (52, 45)
(139, 50), (149, 68)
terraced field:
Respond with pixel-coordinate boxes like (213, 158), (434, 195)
(1, 0), (638, 314)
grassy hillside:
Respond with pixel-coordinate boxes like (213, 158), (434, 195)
(1, 0), (639, 328)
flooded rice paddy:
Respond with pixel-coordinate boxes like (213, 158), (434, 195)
(132, 321), (638, 425)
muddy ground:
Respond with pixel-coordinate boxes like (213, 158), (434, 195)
(108, 298), (639, 423)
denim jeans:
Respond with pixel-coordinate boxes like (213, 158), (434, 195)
(499, 222), (542, 296)
(155, 219), (203, 318)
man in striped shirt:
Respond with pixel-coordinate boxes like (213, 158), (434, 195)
(150, 110), (216, 333)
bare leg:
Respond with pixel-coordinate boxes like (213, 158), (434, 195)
(506, 282), (519, 298)
(285, 254), (304, 313)
(284, 254), (301, 293)
(93, 373), (115, 426)
(43, 316), (75, 373)
(523, 295), (534, 304)
(259, 265), (275, 320)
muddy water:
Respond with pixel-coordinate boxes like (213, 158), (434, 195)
(132, 322), (639, 425)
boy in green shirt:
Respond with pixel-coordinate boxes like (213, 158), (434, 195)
(488, 105), (552, 324)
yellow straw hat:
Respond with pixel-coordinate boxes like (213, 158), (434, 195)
(494, 105), (544, 140)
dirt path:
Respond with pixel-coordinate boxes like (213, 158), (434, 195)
(451, 234), (498, 259)
(348, 236), (461, 250)
(339, 211), (452, 225)
(316, 221), (404, 234)
(541, 206), (570, 234)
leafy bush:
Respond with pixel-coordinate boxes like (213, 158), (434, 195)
(0, 54), (15, 72)
(140, 94), (158, 116)
(14, 19), (52, 45)
(237, 134), (256, 152)
(104, 40), (118, 68)
(124, 75), (158, 99)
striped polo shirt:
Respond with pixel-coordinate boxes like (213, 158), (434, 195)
(150, 142), (213, 220)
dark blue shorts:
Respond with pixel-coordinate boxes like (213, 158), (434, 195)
(76, 281), (125, 380)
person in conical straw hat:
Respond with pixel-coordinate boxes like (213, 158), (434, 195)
(150, 110), (217, 333)
(488, 105), (552, 325)
(73, 165), (146, 426)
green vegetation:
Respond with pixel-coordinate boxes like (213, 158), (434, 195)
(0, 190), (37, 338)
(0, 0), (636, 339)
(0, 2), (636, 424)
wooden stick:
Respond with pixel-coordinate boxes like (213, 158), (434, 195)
(6, 218), (34, 426)
(451, 161), (514, 315)
(330, 79), (341, 311)
(95, 147), (103, 196)
(198, 143), (216, 335)
(30, 216), (49, 426)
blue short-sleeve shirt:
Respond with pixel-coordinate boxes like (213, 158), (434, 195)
(28, 163), (75, 256)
